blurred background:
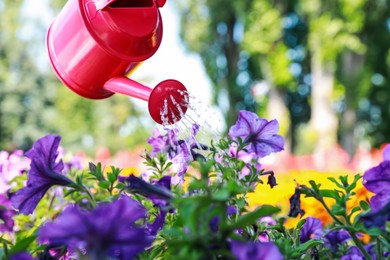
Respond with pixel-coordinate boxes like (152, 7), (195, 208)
(1, 0), (389, 165)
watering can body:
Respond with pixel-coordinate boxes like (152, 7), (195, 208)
(47, 0), (165, 99)
(47, 0), (189, 125)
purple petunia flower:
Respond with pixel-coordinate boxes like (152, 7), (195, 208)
(230, 240), (284, 260)
(363, 160), (390, 212)
(323, 229), (351, 253)
(11, 134), (74, 215)
(361, 144), (390, 227)
(228, 110), (284, 158)
(9, 252), (35, 260)
(341, 246), (365, 260)
(39, 195), (153, 259)
(341, 244), (377, 260)
(299, 217), (323, 243)
(0, 194), (16, 232)
(360, 201), (390, 228)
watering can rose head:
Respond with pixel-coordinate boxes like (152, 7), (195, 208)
(47, 0), (189, 125)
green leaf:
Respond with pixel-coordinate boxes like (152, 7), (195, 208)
(212, 189), (230, 201)
(348, 206), (361, 217)
(0, 248), (5, 260)
(359, 200), (370, 211)
(227, 180), (247, 194)
(0, 238), (12, 245)
(107, 172), (117, 184)
(320, 189), (341, 199)
(88, 162), (105, 181)
(98, 181), (110, 189)
(327, 177), (345, 189)
(164, 162), (173, 172)
(63, 189), (77, 198)
(331, 204), (346, 216)
(188, 179), (208, 192)
(366, 227), (382, 236)
(346, 174), (362, 193)
(8, 235), (37, 255)
(296, 218), (307, 230)
(115, 182), (125, 189)
(296, 239), (323, 251)
(236, 197), (246, 211)
(228, 205), (280, 230)
(199, 159), (214, 177)
(339, 175), (349, 187)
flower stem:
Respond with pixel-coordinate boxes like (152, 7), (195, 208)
(81, 185), (97, 208)
(376, 238), (382, 259)
(318, 198), (371, 259)
(317, 198), (344, 226)
(349, 231), (371, 260)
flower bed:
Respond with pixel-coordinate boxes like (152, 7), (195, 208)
(0, 110), (389, 260)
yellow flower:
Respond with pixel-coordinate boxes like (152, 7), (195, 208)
(119, 167), (140, 177)
(247, 169), (367, 228)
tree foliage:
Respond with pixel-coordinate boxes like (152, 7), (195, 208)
(177, 0), (390, 152)
(0, 0), (152, 153)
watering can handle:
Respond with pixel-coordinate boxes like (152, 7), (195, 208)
(94, 0), (166, 10)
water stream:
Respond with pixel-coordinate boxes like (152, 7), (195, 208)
(158, 90), (225, 163)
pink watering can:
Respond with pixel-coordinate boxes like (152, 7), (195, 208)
(46, 0), (189, 125)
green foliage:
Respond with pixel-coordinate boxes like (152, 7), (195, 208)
(297, 174), (380, 259)
(242, 0), (283, 55)
(0, 0), (153, 153)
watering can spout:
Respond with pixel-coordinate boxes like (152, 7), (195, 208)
(104, 77), (189, 125)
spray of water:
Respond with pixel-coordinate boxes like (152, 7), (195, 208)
(157, 89), (225, 166)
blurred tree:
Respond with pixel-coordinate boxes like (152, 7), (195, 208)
(356, 0), (390, 148)
(0, 0), (152, 153)
(177, 0), (390, 157)
(0, 0), (58, 150)
(295, 0), (365, 159)
(177, 0), (257, 127)
(241, 0), (295, 150)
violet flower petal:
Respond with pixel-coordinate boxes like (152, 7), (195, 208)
(370, 192), (390, 212)
(9, 252), (35, 260)
(300, 217), (323, 243)
(363, 161), (390, 194)
(119, 175), (173, 205)
(228, 111), (284, 158)
(360, 201), (390, 228)
(230, 241), (284, 260)
(39, 196), (153, 259)
(0, 194), (15, 232)
(383, 144), (390, 161)
(324, 229), (351, 253)
(11, 134), (74, 215)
